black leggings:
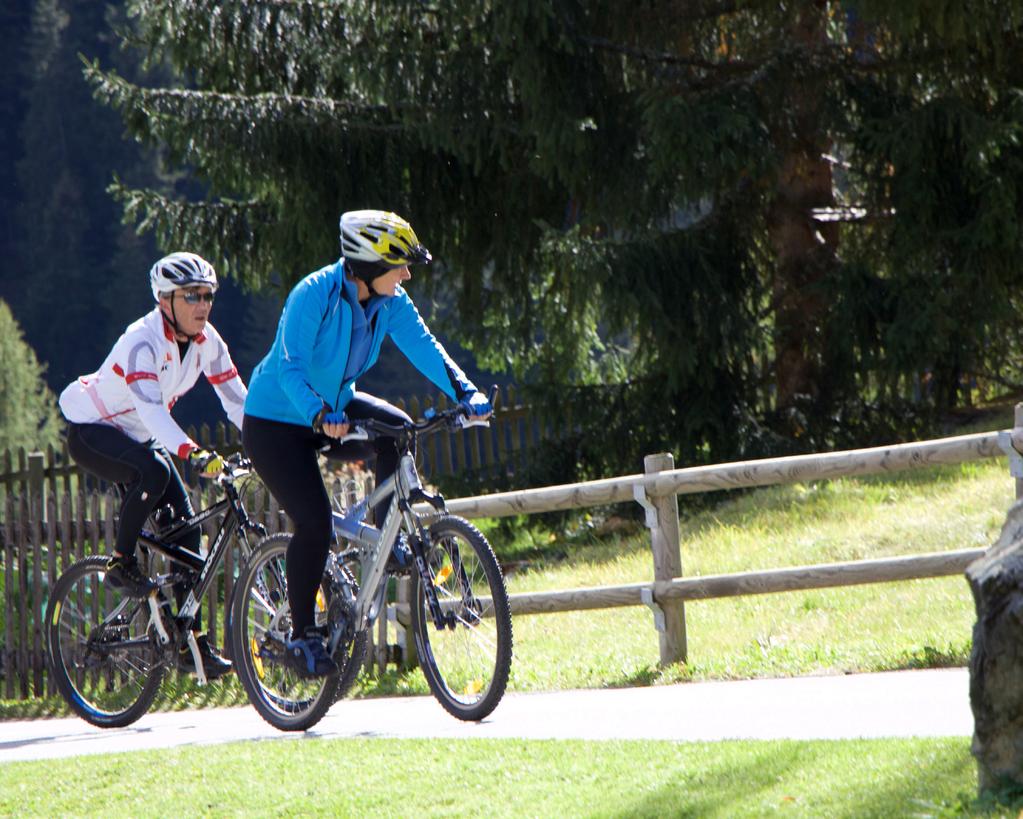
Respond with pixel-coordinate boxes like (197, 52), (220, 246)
(242, 392), (411, 634)
(65, 422), (202, 626)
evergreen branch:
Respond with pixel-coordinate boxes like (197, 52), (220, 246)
(123, 0), (350, 95)
(583, 31), (921, 91)
(110, 180), (272, 236)
(84, 60), (409, 132)
(129, 0), (343, 19)
(579, 34), (762, 74)
(971, 368), (1023, 394)
(810, 205), (894, 224)
(126, 0), (343, 30)
(660, 0), (746, 19)
(109, 181), (279, 289)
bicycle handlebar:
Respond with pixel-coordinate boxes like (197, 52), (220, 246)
(338, 384), (499, 444)
(213, 452), (252, 485)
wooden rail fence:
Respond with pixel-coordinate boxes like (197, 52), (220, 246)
(418, 422), (1017, 667)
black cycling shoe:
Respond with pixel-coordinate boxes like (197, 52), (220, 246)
(385, 535), (413, 573)
(178, 633), (233, 680)
(104, 555), (158, 597)
(284, 627), (338, 678)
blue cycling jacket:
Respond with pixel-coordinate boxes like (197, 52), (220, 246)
(244, 260), (477, 426)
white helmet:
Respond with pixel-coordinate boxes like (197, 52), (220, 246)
(150, 252), (218, 301)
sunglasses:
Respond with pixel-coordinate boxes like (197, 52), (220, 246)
(180, 291), (215, 305)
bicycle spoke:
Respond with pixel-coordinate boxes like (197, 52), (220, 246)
(448, 614), (501, 651)
(59, 601), (90, 626)
(246, 586), (278, 617)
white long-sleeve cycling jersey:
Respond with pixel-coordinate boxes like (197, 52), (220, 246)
(59, 307), (247, 459)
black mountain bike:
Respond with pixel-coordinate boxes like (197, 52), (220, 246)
(231, 393), (513, 731)
(45, 454), (264, 728)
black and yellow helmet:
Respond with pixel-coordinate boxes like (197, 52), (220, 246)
(339, 210), (432, 278)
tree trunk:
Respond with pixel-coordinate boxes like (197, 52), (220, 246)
(967, 499), (1023, 794)
(766, 1), (838, 412)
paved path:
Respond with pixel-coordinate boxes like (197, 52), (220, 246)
(0, 668), (972, 763)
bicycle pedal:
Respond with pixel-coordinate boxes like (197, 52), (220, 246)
(257, 639), (286, 663)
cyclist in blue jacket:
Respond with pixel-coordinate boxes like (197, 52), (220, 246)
(243, 210), (492, 678)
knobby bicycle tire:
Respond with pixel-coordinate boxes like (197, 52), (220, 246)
(331, 551), (369, 703)
(411, 515), (513, 721)
(46, 555), (165, 728)
(230, 533), (348, 731)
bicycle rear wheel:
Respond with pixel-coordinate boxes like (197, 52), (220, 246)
(46, 555), (164, 728)
(230, 534), (342, 731)
(411, 516), (512, 721)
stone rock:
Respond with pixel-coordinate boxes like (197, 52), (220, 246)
(967, 499), (1023, 793)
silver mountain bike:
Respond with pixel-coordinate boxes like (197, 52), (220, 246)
(230, 391), (513, 731)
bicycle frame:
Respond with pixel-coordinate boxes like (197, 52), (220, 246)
(331, 451), (435, 632)
(133, 474), (263, 679)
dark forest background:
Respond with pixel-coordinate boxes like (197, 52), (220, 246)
(0, 1), (498, 436)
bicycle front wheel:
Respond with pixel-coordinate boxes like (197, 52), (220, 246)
(230, 534), (340, 731)
(46, 556), (164, 728)
(411, 516), (512, 721)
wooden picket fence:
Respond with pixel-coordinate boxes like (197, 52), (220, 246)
(0, 385), (539, 502)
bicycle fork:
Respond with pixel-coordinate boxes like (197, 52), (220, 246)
(409, 530), (457, 631)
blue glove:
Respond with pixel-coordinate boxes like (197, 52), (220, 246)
(312, 405), (348, 433)
(459, 391), (492, 417)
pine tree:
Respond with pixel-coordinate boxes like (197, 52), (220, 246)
(85, 0), (1023, 476)
(0, 300), (61, 453)
(13, 0), (160, 393)
(0, 1), (33, 303)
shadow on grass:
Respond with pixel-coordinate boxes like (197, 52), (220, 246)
(153, 672), (249, 711)
(619, 741), (824, 818)
(349, 666), (433, 700)
(596, 642), (971, 693)
(618, 739), (979, 818)
(971, 786), (1023, 816)
(886, 643), (970, 671)
(836, 740), (978, 819)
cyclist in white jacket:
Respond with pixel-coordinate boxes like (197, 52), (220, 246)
(58, 252), (247, 678)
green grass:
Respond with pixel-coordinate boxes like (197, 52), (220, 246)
(0, 736), (1004, 817)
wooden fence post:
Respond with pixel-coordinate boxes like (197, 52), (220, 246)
(396, 576), (417, 669)
(27, 453), (44, 521)
(26, 453), (45, 696)
(3, 493), (14, 698)
(640, 453), (687, 666)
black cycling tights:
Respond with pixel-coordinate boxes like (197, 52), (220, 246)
(242, 392), (411, 634)
(65, 422), (202, 625)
